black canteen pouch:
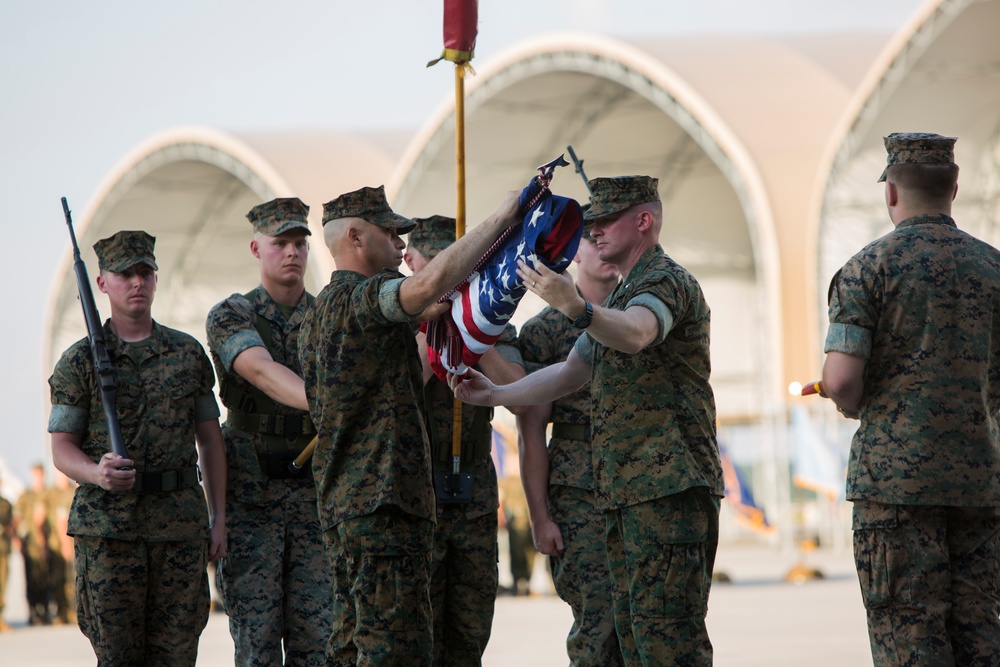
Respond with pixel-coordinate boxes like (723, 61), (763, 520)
(264, 451), (311, 480)
(434, 471), (474, 504)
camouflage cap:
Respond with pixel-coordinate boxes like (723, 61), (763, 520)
(322, 185), (416, 234)
(584, 175), (660, 221)
(878, 132), (957, 182)
(93, 230), (158, 273)
(246, 197), (311, 236)
(408, 215), (456, 259)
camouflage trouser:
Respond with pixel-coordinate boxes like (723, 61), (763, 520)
(606, 487), (719, 667)
(323, 508), (433, 667)
(22, 541), (50, 624)
(852, 501), (1000, 666)
(549, 484), (623, 667)
(430, 505), (498, 666)
(216, 497), (331, 666)
(75, 535), (210, 667)
(50, 549), (72, 623)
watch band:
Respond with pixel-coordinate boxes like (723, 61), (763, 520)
(572, 300), (593, 329)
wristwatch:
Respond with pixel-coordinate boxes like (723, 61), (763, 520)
(572, 300), (593, 329)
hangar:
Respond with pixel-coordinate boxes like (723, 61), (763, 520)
(44, 0), (1000, 541)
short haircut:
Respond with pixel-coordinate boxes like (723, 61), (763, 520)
(886, 162), (959, 204)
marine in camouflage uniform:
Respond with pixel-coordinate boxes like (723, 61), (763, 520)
(298, 186), (520, 666)
(452, 176), (725, 667)
(14, 463), (52, 625)
(47, 470), (77, 624)
(517, 234), (623, 666)
(823, 133), (1000, 665)
(0, 478), (14, 631)
(206, 198), (331, 666)
(48, 230), (227, 667)
(405, 215), (525, 666)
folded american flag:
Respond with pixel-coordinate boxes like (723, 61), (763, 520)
(425, 179), (583, 380)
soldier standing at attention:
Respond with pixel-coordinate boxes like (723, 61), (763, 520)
(451, 176), (725, 666)
(516, 231), (623, 665)
(48, 230), (227, 666)
(206, 197), (331, 666)
(0, 472), (13, 631)
(298, 185), (520, 666)
(822, 133), (1000, 664)
(404, 215), (525, 666)
(14, 463), (52, 625)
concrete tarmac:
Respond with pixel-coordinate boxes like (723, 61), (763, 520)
(0, 545), (874, 666)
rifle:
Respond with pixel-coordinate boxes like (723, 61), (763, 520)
(566, 145), (593, 195)
(62, 197), (130, 465)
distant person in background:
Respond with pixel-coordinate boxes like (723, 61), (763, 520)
(517, 231), (623, 665)
(0, 471), (13, 631)
(822, 133), (1000, 664)
(47, 469), (76, 624)
(498, 474), (535, 596)
(14, 463), (51, 626)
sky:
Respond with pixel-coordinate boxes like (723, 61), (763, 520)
(0, 0), (926, 490)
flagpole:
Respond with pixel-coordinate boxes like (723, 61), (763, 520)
(452, 61), (467, 464)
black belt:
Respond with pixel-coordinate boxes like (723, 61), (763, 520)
(551, 423), (590, 442)
(227, 411), (315, 437)
(133, 465), (201, 494)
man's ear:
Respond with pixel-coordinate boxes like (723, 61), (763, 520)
(403, 251), (416, 272)
(635, 209), (653, 233)
(96, 273), (108, 294)
(249, 239), (261, 259)
(885, 180), (899, 208)
(348, 225), (363, 247)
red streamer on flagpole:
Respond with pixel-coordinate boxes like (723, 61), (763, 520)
(428, 0), (478, 67)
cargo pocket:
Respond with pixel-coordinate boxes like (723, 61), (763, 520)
(628, 491), (709, 619)
(852, 502), (911, 609)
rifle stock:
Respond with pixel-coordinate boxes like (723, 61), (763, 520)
(62, 197), (130, 463)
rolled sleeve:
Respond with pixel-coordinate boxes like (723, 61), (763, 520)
(824, 322), (872, 359)
(219, 329), (265, 372)
(378, 278), (413, 323)
(572, 332), (594, 363)
(627, 293), (673, 345)
(48, 404), (88, 435)
(194, 393), (222, 422)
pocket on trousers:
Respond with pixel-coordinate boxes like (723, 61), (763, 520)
(852, 502), (910, 609)
(631, 493), (709, 619)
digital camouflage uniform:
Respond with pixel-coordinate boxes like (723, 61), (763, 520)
(424, 327), (520, 666)
(48, 320), (218, 666)
(299, 187), (433, 666)
(48, 231), (219, 667)
(409, 214), (516, 665)
(578, 176), (725, 667)
(826, 133), (1000, 665)
(519, 305), (623, 666)
(0, 492), (13, 626)
(206, 197), (332, 666)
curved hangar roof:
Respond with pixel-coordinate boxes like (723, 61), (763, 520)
(46, 0), (996, 424)
(45, 126), (402, 364)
